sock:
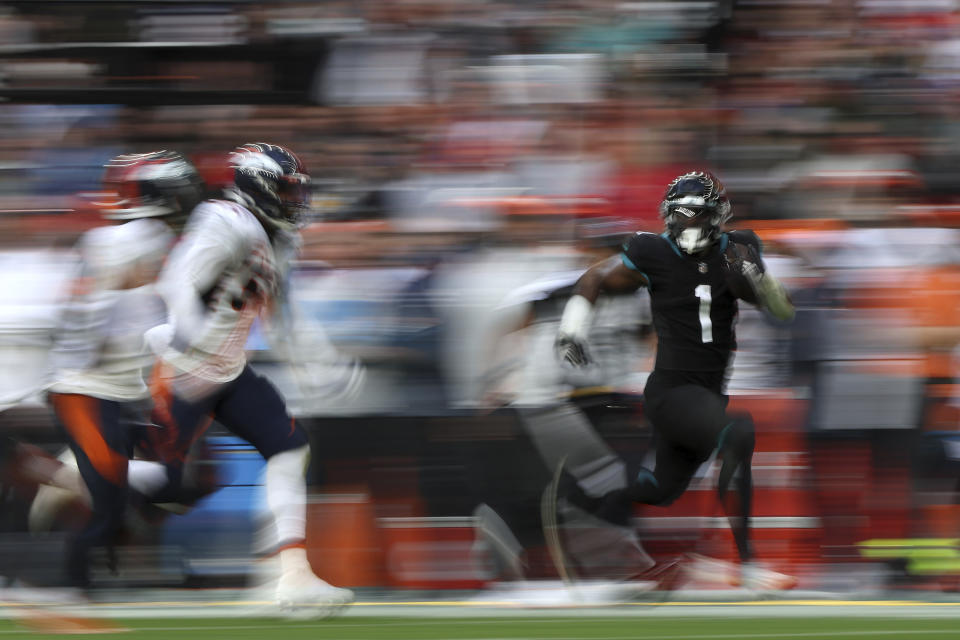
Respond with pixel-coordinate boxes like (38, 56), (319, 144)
(265, 444), (309, 552)
(279, 545), (310, 576)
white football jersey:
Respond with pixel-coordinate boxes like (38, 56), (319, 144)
(49, 288), (166, 401)
(50, 220), (172, 401)
(146, 199), (297, 386)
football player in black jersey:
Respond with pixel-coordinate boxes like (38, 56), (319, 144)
(554, 171), (796, 589)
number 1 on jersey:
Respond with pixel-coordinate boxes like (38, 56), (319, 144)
(694, 284), (712, 343)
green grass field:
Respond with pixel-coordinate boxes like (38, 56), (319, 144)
(2, 616), (960, 639)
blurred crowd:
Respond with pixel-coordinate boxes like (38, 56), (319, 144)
(1, 0), (959, 231)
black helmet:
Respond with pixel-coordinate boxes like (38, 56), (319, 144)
(229, 142), (310, 232)
(659, 171), (731, 254)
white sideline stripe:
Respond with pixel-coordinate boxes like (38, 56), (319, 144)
(0, 625), (951, 638)
(375, 516), (821, 530)
(8, 598), (960, 610)
(639, 516), (821, 530)
(378, 516), (477, 528)
(7, 599), (960, 610)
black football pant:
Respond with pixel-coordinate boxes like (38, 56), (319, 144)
(620, 369), (756, 562)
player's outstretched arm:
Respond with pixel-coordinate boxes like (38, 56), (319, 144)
(725, 239), (795, 323)
(571, 255), (648, 304)
(750, 268), (794, 322)
(556, 256), (648, 367)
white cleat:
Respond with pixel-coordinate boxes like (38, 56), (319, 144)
(275, 569), (354, 619)
(739, 563), (799, 592)
(688, 554), (798, 593)
(685, 554), (798, 593)
(684, 553), (739, 586)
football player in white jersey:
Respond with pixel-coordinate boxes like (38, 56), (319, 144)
(47, 217), (173, 591)
(143, 143), (355, 614)
(29, 151), (213, 536)
(474, 221), (663, 598)
(14, 151), (207, 596)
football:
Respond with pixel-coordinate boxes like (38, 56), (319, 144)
(723, 242), (760, 305)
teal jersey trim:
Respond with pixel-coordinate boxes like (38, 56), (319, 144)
(660, 232), (683, 257)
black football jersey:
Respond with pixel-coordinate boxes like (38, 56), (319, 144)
(621, 230), (762, 372)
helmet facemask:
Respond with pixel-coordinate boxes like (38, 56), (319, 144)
(665, 204), (725, 254)
(276, 170), (311, 229)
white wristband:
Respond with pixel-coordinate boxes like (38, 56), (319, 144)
(559, 294), (593, 340)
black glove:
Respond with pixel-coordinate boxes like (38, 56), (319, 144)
(723, 241), (765, 278)
(555, 334), (591, 367)
(723, 241), (765, 304)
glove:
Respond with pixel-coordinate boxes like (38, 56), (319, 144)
(723, 241), (794, 321)
(722, 241), (765, 303)
(555, 334), (591, 368)
(724, 241), (764, 279)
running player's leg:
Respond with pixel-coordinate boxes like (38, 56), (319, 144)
(616, 383), (727, 505)
(520, 403), (656, 582)
(522, 403), (633, 526)
(213, 367), (308, 548)
(136, 383), (217, 505)
(49, 394), (131, 589)
(466, 408), (552, 578)
(212, 365), (352, 612)
(716, 411), (756, 563)
(647, 384), (757, 564)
